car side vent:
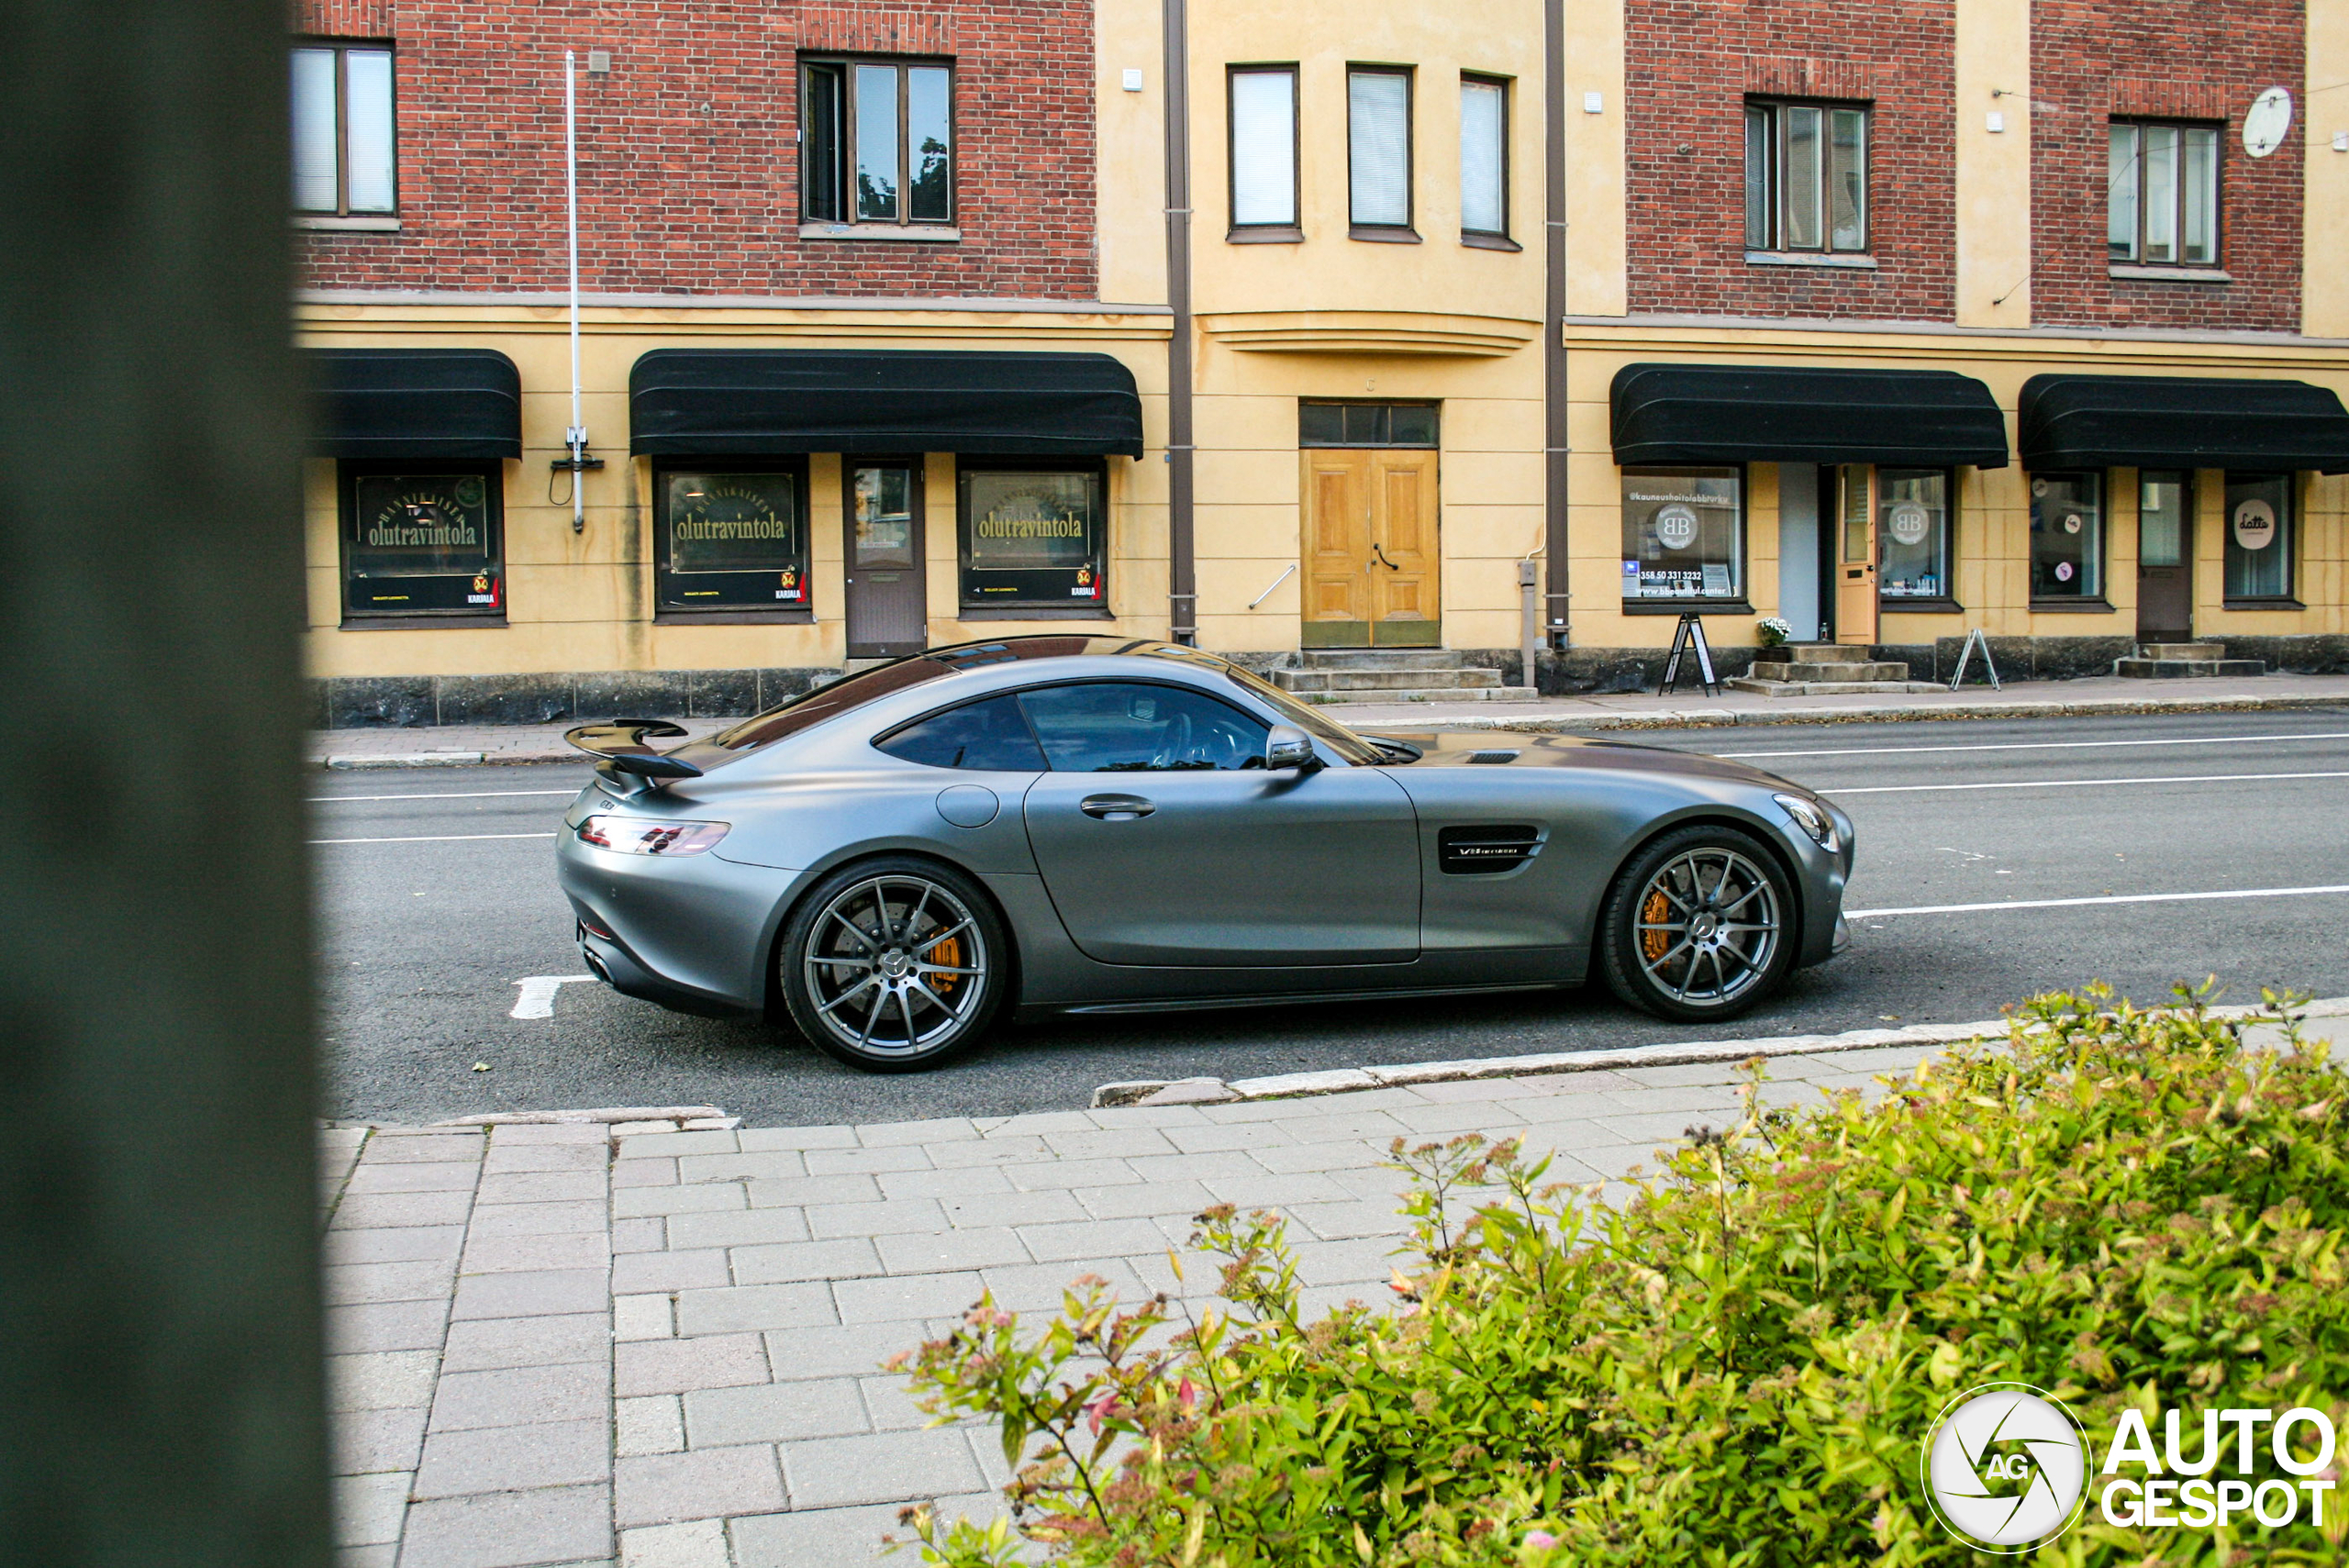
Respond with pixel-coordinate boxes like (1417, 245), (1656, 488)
(1438, 825), (1543, 875)
(1464, 749), (1520, 764)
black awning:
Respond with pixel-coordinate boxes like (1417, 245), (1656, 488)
(629, 349), (1145, 459)
(2019, 374), (2349, 474)
(305, 349), (523, 461)
(1609, 362), (2009, 469)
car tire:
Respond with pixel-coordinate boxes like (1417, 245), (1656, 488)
(777, 856), (1010, 1073)
(1596, 824), (1797, 1023)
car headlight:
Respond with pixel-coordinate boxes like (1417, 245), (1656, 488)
(1773, 794), (1839, 853)
(577, 816), (729, 856)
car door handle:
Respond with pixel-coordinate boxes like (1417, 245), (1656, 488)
(1079, 795), (1155, 820)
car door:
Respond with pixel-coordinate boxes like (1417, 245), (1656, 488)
(1018, 680), (1420, 966)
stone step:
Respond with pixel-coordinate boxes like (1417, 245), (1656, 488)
(1771, 643), (1869, 662)
(1293, 685), (1541, 706)
(2135, 642), (2227, 662)
(1724, 678), (1952, 697)
(1275, 666), (1504, 692)
(1297, 648), (1473, 670)
(1749, 660), (1911, 683)
(2114, 657), (2267, 679)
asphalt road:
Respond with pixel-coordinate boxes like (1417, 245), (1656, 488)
(317, 706), (2349, 1126)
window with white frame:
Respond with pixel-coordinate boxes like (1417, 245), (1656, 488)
(802, 58), (955, 227)
(1348, 66), (1413, 234)
(1744, 99), (1866, 253)
(1228, 65), (1298, 232)
(291, 42), (395, 216)
(2108, 121), (2220, 266)
(1459, 75), (1508, 241)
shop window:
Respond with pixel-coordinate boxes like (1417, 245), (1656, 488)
(340, 464), (503, 621)
(2109, 122), (2220, 266)
(1878, 468), (1952, 600)
(2029, 472), (2104, 601)
(2223, 473), (2295, 602)
(1459, 75), (1509, 243)
(292, 41), (395, 216)
(1228, 66), (1299, 236)
(1348, 66), (1414, 237)
(802, 57), (954, 227)
(1620, 467), (1743, 604)
(958, 462), (1108, 613)
(654, 464), (811, 617)
(1745, 99), (1866, 253)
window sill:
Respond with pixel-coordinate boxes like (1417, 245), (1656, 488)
(1463, 232), (1521, 252)
(2221, 596), (2306, 611)
(956, 606), (1117, 620)
(1228, 225), (1304, 244)
(798, 222), (961, 242)
(340, 613), (507, 629)
(2028, 597), (2117, 613)
(1620, 599), (1754, 616)
(1745, 250), (1876, 269)
(297, 215), (401, 232)
(2110, 264), (2231, 284)
(1879, 596), (1966, 614)
(1350, 225), (1422, 244)
(653, 608), (816, 625)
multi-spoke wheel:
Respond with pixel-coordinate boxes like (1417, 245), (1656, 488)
(776, 858), (1008, 1072)
(1597, 826), (1795, 1022)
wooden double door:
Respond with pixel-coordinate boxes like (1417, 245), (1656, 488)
(1300, 448), (1440, 648)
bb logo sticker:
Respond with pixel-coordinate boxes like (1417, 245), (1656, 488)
(1653, 504), (1699, 550)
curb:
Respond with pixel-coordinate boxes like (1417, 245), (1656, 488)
(1090, 995), (2349, 1108)
(1458, 692), (2349, 734)
(322, 750), (568, 770)
(429, 1105), (737, 1134)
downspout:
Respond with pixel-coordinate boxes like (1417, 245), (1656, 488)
(1541, 0), (1571, 659)
(1161, 0), (1197, 644)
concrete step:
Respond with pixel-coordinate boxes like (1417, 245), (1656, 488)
(2135, 642), (2227, 662)
(1724, 678), (1951, 697)
(2114, 657), (2266, 679)
(1293, 685), (1541, 706)
(1275, 667), (1503, 692)
(1297, 648), (1471, 670)
(1771, 643), (1869, 662)
(1749, 660), (1911, 683)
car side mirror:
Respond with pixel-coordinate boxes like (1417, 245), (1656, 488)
(1265, 725), (1320, 772)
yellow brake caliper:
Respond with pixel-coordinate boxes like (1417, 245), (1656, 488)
(924, 935), (963, 995)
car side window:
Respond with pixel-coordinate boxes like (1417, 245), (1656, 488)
(874, 695), (1048, 772)
(1016, 683), (1272, 772)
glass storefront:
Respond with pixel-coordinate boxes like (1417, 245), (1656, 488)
(655, 465), (811, 616)
(1620, 466), (1743, 603)
(2224, 473), (2294, 601)
(1876, 468), (1950, 600)
(2029, 472), (2103, 600)
(958, 462), (1108, 611)
(341, 465), (503, 620)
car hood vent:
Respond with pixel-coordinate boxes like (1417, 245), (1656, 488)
(1464, 749), (1520, 764)
(1438, 825), (1543, 874)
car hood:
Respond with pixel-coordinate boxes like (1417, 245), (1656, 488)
(1363, 731), (1809, 794)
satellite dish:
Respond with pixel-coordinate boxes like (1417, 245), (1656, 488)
(2244, 86), (2293, 158)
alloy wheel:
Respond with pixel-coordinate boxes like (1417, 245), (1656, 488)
(1631, 847), (1782, 1009)
(800, 874), (990, 1060)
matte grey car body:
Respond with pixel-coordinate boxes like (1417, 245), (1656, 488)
(555, 638), (1854, 1070)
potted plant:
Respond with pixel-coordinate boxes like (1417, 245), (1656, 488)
(1757, 616), (1793, 649)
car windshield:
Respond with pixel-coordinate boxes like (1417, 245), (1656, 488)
(1208, 662), (1385, 766)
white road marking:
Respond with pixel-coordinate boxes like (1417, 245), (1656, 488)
(1716, 730), (2349, 760)
(1831, 770), (2349, 795)
(308, 831), (561, 845)
(512, 974), (597, 1018)
(310, 788), (579, 802)
(1849, 884), (2349, 918)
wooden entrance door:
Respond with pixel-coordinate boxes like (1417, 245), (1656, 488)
(2135, 469), (2194, 642)
(1301, 449), (1441, 648)
(844, 461), (928, 659)
(1833, 463), (1878, 645)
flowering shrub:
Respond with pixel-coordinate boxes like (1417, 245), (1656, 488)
(890, 989), (2349, 1565)
(1756, 616), (1795, 648)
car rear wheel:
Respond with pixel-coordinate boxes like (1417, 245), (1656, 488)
(777, 858), (1008, 1073)
(1597, 825), (1795, 1022)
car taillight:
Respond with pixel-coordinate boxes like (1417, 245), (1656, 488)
(577, 816), (729, 856)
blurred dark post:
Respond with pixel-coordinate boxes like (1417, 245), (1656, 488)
(0, 0), (328, 1562)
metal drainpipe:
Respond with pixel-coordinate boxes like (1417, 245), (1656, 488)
(1162, 0), (1197, 644)
(1541, 0), (1572, 668)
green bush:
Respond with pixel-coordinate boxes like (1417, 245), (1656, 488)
(891, 990), (2349, 1565)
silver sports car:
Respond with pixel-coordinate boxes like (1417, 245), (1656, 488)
(557, 637), (1854, 1073)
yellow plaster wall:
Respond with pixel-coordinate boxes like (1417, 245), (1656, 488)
(2304, 3), (2349, 337)
(1562, 0), (1628, 317)
(1952, 0), (2032, 328)
(1097, 0), (1171, 306)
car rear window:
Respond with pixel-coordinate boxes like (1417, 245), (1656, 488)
(701, 659), (952, 753)
(874, 695), (1048, 772)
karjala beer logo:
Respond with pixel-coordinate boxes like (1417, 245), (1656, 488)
(1920, 1384), (2091, 1552)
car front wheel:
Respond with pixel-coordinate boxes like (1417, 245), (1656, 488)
(777, 858), (1008, 1072)
(1597, 825), (1796, 1022)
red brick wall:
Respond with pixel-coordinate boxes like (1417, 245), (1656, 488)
(292, 0), (1097, 298)
(2030, 0), (2302, 331)
(1622, 3), (1957, 321)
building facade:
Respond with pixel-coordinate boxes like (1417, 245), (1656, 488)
(295, 0), (2349, 724)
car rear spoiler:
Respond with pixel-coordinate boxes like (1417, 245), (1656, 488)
(563, 719), (705, 789)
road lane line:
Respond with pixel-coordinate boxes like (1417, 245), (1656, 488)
(1717, 730), (2349, 760)
(512, 974), (597, 1018)
(1850, 884), (2349, 918)
(311, 788), (579, 802)
(1831, 770), (2349, 795)
(308, 831), (560, 845)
